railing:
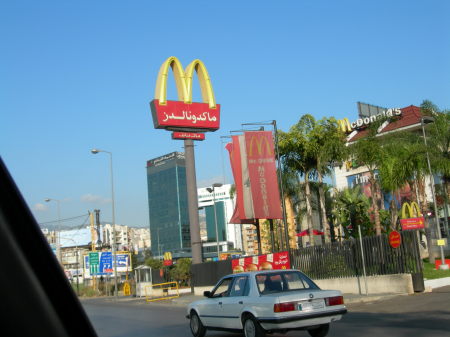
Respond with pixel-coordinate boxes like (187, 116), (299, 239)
(290, 231), (423, 280)
(145, 282), (179, 302)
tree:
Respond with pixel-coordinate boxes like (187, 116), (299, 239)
(349, 121), (386, 235)
(145, 257), (163, 270)
(170, 258), (192, 286)
(278, 115), (317, 245)
(308, 117), (347, 242)
(332, 186), (372, 239)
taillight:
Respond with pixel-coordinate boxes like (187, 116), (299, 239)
(325, 296), (344, 306)
(274, 302), (296, 312)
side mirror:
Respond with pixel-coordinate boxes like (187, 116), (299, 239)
(203, 291), (212, 298)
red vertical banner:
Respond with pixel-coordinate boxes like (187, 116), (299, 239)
(226, 136), (255, 222)
(244, 131), (282, 219)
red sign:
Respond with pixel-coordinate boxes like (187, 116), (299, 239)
(400, 217), (425, 230)
(150, 99), (220, 131)
(231, 251), (291, 273)
(244, 131), (282, 219)
(163, 260), (173, 266)
(389, 231), (401, 248)
(172, 132), (205, 140)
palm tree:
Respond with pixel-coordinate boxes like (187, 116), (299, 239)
(309, 117), (347, 242)
(278, 115), (317, 245)
(332, 186), (372, 239)
(349, 121), (386, 235)
(378, 131), (429, 228)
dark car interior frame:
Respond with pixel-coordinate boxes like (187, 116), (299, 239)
(0, 157), (98, 337)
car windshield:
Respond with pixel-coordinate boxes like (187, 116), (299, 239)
(256, 271), (319, 294)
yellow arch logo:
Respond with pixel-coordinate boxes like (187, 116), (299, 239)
(337, 118), (352, 133)
(401, 202), (422, 219)
(163, 252), (172, 261)
(154, 56), (217, 109)
(247, 134), (273, 157)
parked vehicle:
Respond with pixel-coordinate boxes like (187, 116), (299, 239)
(187, 269), (347, 337)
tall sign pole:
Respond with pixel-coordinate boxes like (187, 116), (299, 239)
(150, 56), (221, 264)
(184, 139), (202, 263)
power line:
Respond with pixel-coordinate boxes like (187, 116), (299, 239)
(38, 213), (89, 226)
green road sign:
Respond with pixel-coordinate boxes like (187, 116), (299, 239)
(89, 252), (99, 275)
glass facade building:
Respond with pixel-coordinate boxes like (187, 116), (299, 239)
(147, 152), (190, 257)
(205, 201), (227, 242)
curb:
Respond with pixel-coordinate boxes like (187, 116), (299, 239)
(424, 277), (450, 289)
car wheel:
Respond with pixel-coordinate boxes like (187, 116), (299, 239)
(307, 323), (330, 337)
(189, 311), (206, 337)
(243, 315), (266, 337)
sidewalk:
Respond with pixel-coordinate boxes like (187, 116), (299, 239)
(81, 277), (450, 307)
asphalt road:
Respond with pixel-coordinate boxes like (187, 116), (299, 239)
(82, 286), (450, 337)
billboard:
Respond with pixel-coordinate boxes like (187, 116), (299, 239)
(244, 131), (282, 219)
(172, 132), (205, 141)
(83, 251), (132, 277)
(231, 251), (291, 273)
(150, 56), (220, 132)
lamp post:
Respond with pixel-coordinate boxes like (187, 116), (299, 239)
(421, 117), (449, 270)
(45, 198), (62, 263)
(207, 183), (223, 259)
(91, 148), (120, 296)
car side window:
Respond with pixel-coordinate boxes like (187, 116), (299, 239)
(229, 276), (248, 297)
(211, 278), (233, 298)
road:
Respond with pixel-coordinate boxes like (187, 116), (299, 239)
(82, 286), (450, 337)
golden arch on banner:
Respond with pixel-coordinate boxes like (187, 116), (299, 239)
(337, 118), (352, 133)
(401, 201), (422, 219)
(247, 134), (273, 157)
(154, 56), (217, 109)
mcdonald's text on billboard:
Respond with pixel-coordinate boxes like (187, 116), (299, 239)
(338, 108), (402, 133)
(400, 217), (425, 230)
(172, 131), (205, 141)
(151, 99), (220, 131)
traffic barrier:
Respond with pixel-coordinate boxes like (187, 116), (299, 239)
(145, 281), (179, 302)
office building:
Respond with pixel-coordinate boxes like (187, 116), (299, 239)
(147, 152), (190, 257)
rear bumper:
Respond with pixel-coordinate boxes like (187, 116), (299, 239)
(257, 308), (347, 324)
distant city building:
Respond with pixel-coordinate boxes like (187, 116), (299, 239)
(198, 184), (243, 251)
(147, 152), (190, 258)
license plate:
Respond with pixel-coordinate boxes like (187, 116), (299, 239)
(298, 299), (324, 311)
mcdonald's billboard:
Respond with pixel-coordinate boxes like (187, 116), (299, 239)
(172, 132), (205, 141)
(400, 202), (425, 230)
(150, 56), (220, 131)
(163, 251), (173, 266)
(244, 131), (282, 219)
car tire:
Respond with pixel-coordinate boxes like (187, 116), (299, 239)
(307, 323), (330, 337)
(243, 315), (266, 337)
(189, 311), (206, 337)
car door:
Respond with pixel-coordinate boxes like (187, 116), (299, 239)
(220, 275), (249, 329)
(199, 277), (233, 328)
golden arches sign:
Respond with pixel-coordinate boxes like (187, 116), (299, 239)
(401, 201), (422, 219)
(247, 134), (273, 157)
(337, 118), (352, 133)
(163, 252), (172, 261)
(154, 56), (217, 109)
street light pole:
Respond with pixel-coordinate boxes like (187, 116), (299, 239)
(91, 148), (120, 296)
(207, 183), (223, 259)
(45, 198), (62, 263)
(421, 118), (449, 270)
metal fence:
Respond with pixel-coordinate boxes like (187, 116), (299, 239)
(290, 231), (423, 280)
(190, 232), (424, 290)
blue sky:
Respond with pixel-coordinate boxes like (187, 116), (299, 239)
(1, 1), (449, 228)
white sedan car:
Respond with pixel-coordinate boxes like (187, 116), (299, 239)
(187, 269), (347, 337)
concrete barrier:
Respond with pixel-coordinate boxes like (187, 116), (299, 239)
(194, 274), (414, 295)
(315, 274), (414, 294)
